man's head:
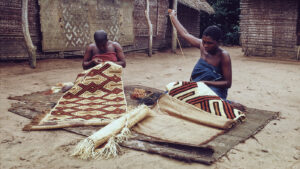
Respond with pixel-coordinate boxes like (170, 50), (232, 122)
(202, 25), (222, 53)
(94, 30), (108, 51)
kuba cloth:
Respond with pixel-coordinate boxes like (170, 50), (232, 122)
(166, 81), (245, 121)
(24, 62), (127, 130)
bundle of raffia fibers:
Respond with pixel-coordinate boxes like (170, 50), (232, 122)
(72, 105), (151, 160)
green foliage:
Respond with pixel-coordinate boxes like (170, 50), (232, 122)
(200, 0), (240, 45)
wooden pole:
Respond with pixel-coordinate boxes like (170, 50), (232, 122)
(145, 0), (153, 57)
(22, 0), (37, 68)
(171, 0), (178, 53)
(297, 46), (300, 61)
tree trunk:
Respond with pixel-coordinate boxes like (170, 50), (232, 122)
(145, 0), (153, 57)
(22, 0), (36, 68)
(171, 0), (178, 53)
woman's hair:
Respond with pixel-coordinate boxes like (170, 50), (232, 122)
(203, 25), (222, 41)
(94, 30), (108, 43)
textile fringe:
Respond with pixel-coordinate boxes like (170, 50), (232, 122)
(72, 138), (95, 160)
(116, 126), (131, 143)
(72, 105), (150, 160)
(72, 125), (132, 160)
(93, 136), (121, 159)
(94, 125), (132, 159)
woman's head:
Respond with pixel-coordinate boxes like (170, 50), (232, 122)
(203, 25), (222, 42)
(202, 25), (222, 53)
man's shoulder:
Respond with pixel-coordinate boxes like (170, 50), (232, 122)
(108, 41), (120, 46)
(88, 43), (97, 48)
(86, 44), (97, 51)
(108, 41), (122, 50)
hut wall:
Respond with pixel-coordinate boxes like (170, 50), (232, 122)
(166, 3), (201, 48)
(123, 0), (169, 52)
(0, 0), (43, 60)
(0, 0), (169, 60)
(177, 3), (201, 47)
(240, 0), (299, 59)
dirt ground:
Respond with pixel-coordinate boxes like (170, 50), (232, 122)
(0, 47), (299, 169)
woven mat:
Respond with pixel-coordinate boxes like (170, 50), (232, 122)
(8, 85), (279, 164)
(23, 63), (127, 130)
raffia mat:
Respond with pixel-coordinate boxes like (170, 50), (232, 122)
(23, 62), (128, 131)
(8, 85), (279, 165)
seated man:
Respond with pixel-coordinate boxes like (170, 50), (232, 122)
(169, 10), (231, 100)
(82, 30), (126, 70)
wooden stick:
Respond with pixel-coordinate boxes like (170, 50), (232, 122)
(145, 0), (153, 57)
(297, 45), (300, 61)
(22, 0), (37, 68)
(171, 0), (178, 53)
(169, 10), (186, 61)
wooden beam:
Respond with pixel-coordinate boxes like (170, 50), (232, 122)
(145, 0), (153, 57)
(22, 0), (37, 68)
(171, 0), (178, 53)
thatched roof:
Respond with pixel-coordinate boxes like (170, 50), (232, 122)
(178, 0), (215, 14)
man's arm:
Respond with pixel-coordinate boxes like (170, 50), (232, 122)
(169, 10), (202, 48)
(203, 52), (232, 88)
(113, 42), (126, 68)
(82, 45), (96, 70)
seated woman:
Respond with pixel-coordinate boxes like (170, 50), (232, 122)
(169, 10), (232, 100)
(82, 30), (126, 70)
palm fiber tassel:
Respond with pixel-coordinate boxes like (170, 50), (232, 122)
(72, 105), (151, 160)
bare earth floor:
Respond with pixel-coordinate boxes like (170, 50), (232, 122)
(0, 47), (299, 169)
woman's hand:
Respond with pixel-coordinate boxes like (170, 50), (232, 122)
(92, 58), (103, 65)
(168, 9), (177, 17)
(167, 9), (201, 48)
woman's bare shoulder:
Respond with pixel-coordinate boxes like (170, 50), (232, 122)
(219, 48), (231, 64)
(220, 48), (230, 58)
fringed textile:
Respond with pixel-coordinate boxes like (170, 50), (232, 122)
(72, 105), (151, 160)
(24, 62), (127, 130)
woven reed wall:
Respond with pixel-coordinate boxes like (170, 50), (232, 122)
(165, 3), (201, 48)
(123, 0), (169, 52)
(0, 0), (43, 60)
(240, 0), (299, 59)
(0, 0), (169, 60)
(177, 3), (201, 47)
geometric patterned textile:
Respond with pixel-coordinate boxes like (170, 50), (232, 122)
(38, 0), (134, 52)
(24, 62), (127, 130)
(166, 81), (245, 121)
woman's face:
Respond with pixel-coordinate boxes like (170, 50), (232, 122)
(202, 36), (218, 53)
